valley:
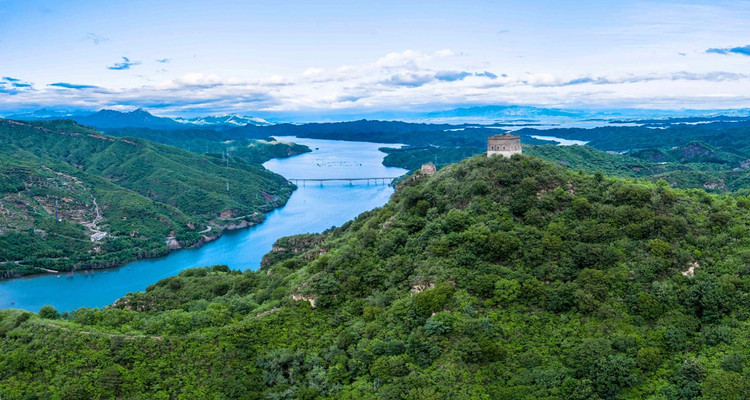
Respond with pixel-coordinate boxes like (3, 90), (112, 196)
(0, 136), (406, 311)
(3, 152), (750, 398)
(4, 2), (750, 398)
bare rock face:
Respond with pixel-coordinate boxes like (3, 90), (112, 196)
(702, 181), (726, 191)
(673, 142), (713, 163)
(411, 281), (435, 293)
(260, 234), (327, 269)
(219, 210), (233, 219)
(165, 237), (182, 250)
(212, 212), (264, 231)
(291, 293), (317, 308)
(682, 261), (699, 277)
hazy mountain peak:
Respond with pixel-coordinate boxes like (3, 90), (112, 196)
(174, 114), (272, 127)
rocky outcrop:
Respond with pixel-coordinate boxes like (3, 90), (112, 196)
(291, 293), (317, 308)
(682, 261), (699, 277)
(212, 212), (265, 231)
(260, 234), (327, 269)
(165, 237), (182, 250)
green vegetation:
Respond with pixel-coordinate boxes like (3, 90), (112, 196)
(105, 127), (311, 164)
(234, 120), (554, 148)
(516, 122), (750, 152)
(3, 154), (750, 398)
(381, 146), (486, 171)
(260, 119), (750, 194)
(384, 140), (750, 193)
(0, 119), (295, 277)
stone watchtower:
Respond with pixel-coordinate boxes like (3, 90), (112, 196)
(420, 162), (436, 176)
(487, 132), (522, 158)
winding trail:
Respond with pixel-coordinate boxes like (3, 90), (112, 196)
(82, 197), (107, 241)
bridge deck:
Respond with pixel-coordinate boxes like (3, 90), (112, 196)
(287, 177), (401, 182)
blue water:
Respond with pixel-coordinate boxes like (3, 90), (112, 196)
(0, 137), (406, 312)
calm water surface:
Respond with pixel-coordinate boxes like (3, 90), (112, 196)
(529, 135), (590, 146)
(0, 137), (406, 312)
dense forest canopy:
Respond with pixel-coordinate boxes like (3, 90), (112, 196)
(2, 154), (750, 399)
(102, 127), (310, 164)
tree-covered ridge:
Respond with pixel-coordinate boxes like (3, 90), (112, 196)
(103, 127), (311, 164)
(2, 154), (750, 399)
(383, 141), (750, 194)
(0, 119), (295, 277)
(522, 145), (745, 191)
(516, 121), (750, 152)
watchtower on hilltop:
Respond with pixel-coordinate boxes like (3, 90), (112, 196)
(420, 162), (436, 176)
(487, 132), (522, 158)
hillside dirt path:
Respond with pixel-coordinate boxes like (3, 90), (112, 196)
(82, 197), (107, 241)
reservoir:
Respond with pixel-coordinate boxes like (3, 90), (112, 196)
(529, 135), (589, 146)
(0, 137), (407, 312)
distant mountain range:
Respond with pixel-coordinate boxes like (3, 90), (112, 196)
(6, 105), (750, 130)
(5, 108), (271, 130)
(73, 109), (185, 130)
(5, 108), (82, 120)
(174, 114), (272, 127)
(223, 105), (750, 124)
(397, 105), (750, 124)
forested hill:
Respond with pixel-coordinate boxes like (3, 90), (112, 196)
(230, 119), (552, 147)
(3, 154), (750, 399)
(102, 127), (311, 164)
(0, 119), (294, 278)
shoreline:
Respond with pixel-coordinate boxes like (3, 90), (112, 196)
(0, 137), (406, 312)
(0, 196), (291, 282)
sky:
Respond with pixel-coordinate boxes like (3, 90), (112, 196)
(2, 0), (750, 117)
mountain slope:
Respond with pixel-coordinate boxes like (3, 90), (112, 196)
(102, 127), (311, 164)
(8, 108), (273, 130)
(2, 154), (750, 398)
(0, 119), (294, 277)
(72, 109), (185, 130)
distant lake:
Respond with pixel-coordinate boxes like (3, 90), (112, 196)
(0, 137), (407, 312)
(530, 135), (589, 146)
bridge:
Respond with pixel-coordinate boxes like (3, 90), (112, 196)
(287, 177), (402, 186)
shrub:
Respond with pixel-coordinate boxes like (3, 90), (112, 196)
(39, 305), (59, 319)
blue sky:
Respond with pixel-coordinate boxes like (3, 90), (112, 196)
(1, 0), (750, 116)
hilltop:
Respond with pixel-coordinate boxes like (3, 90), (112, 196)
(2, 154), (749, 398)
(0, 119), (296, 278)
(376, 120), (750, 194)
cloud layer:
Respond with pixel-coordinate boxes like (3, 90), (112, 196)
(3, 48), (750, 116)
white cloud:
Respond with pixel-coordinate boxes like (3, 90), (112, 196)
(4, 48), (750, 116)
(303, 68), (324, 77)
(434, 49), (454, 57)
(156, 73), (223, 89)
